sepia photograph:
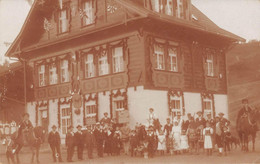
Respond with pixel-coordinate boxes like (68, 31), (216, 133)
(0, 0), (260, 163)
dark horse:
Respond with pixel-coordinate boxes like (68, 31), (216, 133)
(14, 126), (46, 164)
(237, 109), (260, 152)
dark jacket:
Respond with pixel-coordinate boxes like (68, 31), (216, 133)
(94, 128), (105, 144)
(85, 130), (95, 147)
(18, 120), (33, 136)
(65, 132), (75, 147)
(48, 131), (61, 146)
(163, 124), (173, 137)
(74, 131), (84, 146)
(195, 117), (206, 127)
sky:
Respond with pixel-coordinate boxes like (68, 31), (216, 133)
(0, 0), (260, 65)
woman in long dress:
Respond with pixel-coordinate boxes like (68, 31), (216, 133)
(203, 122), (214, 156)
(157, 130), (166, 155)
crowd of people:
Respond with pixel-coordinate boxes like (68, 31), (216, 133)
(5, 99), (255, 164)
(45, 108), (237, 163)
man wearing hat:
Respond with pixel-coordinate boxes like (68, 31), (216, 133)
(65, 126), (75, 162)
(94, 122), (105, 157)
(48, 125), (63, 162)
(182, 113), (192, 131)
(195, 111), (206, 128)
(206, 113), (215, 128)
(16, 113), (33, 142)
(100, 112), (111, 125)
(85, 125), (95, 159)
(74, 125), (84, 160)
(218, 112), (228, 126)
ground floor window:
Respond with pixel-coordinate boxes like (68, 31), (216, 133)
(84, 100), (97, 126)
(168, 90), (184, 121)
(202, 97), (213, 118)
(60, 104), (72, 135)
(110, 90), (128, 124)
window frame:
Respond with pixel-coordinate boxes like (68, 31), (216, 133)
(202, 97), (213, 118)
(112, 46), (124, 73)
(49, 62), (58, 85)
(176, 0), (184, 19)
(206, 53), (214, 77)
(38, 64), (46, 87)
(154, 44), (165, 70)
(84, 54), (95, 78)
(60, 59), (69, 83)
(60, 104), (72, 135)
(58, 8), (69, 34)
(169, 95), (182, 117)
(168, 46), (178, 72)
(98, 50), (109, 76)
(81, 0), (95, 27)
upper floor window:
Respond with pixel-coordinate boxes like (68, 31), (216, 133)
(165, 0), (174, 16)
(82, 0), (95, 26)
(85, 54), (95, 78)
(154, 44), (165, 70)
(168, 47), (178, 72)
(176, 0), (184, 18)
(58, 9), (68, 34)
(49, 63), (58, 85)
(98, 51), (109, 76)
(112, 46), (124, 73)
(60, 59), (69, 83)
(38, 65), (46, 87)
(205, 54), (214, 77)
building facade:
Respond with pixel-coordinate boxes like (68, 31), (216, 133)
(5, 0), (243, 140)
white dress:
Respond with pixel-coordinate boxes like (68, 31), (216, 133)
(203, 127), (213, 149)
(180, 134), (189, 150)
(172, 126), (181, 151)
(157, 134), (166, 150)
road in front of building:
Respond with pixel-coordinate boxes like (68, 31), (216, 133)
(1, 144), (260, 164)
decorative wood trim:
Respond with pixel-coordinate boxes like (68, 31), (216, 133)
(167, 89), (185, 116)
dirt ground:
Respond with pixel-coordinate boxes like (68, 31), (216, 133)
(0, 142), (260, 164)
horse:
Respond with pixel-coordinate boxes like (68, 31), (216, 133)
(14, 126), (46, 164)
(237, 109), (260, 152)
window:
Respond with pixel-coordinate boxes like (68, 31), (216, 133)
(60, 59), (69, 83)
(112, 96), (126, 118)
(203, 98), (213, 118)
(49, 63), (58, 85)
(154, 44), (165, 70)
(84, 101), (97, 125)
(169, 95), (182, 117)
(85, 54), (95, 78)
(82, 0), (95, 26)
(165, 0), (174, 16)
(58, 9), (68, 33)
(168, 47), (178, 72)
(98, 51), (109, 76)
(112, 46), (124, 73)
(61, 106), (71, 135)
(176, 0), (184, 18)
(206, 54), (214, 76)
(38, 65), (46, 87)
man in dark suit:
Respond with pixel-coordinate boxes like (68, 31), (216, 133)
(100, 112), (111, 125)
(65, 126), (74, 162)
(93, 122), (105, 157)
(85, 125), (95, 159)
(182, 113), (192, 131)
(195, 111), (206, 127)
(48, 125), (63, 162)
(74, 125), (84, 160)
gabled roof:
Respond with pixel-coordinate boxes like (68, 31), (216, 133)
(5, 0), (245, 58)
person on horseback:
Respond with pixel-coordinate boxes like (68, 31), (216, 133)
(16, 113), (33, 142)
(236, 99), (252, 128)
(148, 108), (157, 126)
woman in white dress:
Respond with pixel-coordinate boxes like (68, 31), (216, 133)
(157, 130), (166, 155)
(203, 122), (214, 156)
(172, 121), (181, 154)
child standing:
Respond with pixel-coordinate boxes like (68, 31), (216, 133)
(3, 135), (16, 164)
(180, 130), (189, 153)
(203, 122), (214, 156)
(157, 130), (166, 155)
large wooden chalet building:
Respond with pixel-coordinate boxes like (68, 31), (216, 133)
(5, 0), (243, 138)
